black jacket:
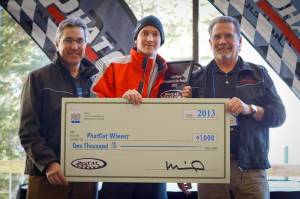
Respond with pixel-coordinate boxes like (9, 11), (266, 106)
(190, 57), (286, 169)
(19, 55), (98, 175)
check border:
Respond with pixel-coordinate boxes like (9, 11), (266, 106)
(61, 98), (230, 183)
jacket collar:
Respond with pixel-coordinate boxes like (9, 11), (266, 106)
(208, 56), (254, 73)
(130, 48), (168, 72)
(237, 57), (255, 72)
(207, 56), (261, 81)
(53, 52), (98, 79)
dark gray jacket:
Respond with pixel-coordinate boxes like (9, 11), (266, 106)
(190, 57), (286, 169)
(19, 55), (98, 175)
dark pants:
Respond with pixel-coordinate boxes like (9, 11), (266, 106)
(100, 182), (167, 199)
(27, 176), (98, 199)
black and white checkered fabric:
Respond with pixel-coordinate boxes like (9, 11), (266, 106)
(3, 0), (57, 59)
(209, 0), (300, 99)
(0, 0), (136, 71)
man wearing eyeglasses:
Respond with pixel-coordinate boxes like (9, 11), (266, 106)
(178, 16), (286, 199)
(19, 18), (99, 199)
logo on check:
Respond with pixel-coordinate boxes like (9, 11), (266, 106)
(71, 158), (107, 170)
(71, 112), (81, 124)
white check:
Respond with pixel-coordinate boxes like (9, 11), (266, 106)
(61, 98), (230, 183)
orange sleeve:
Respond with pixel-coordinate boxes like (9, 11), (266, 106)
(92, 64), (115, 98)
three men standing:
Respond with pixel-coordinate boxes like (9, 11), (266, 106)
(18, 12), (285, 199)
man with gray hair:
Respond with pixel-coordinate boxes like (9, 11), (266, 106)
(178, 16), (285, 199)
(19, 18), (98, 199)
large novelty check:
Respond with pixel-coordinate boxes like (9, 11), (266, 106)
(61, 98), (230, 183)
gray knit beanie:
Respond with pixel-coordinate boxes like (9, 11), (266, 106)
(133, 15), (165, 45)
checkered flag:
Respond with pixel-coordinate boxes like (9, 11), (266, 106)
(0, 0), (136, 73)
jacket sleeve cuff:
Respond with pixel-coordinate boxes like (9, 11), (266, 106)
(36, 162), (46, 173)
(41, 160), (60, 174)
(261, 105), (285, 127)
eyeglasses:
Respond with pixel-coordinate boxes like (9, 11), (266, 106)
(210, 33), (237, 41)
(62, 38), (86, 45)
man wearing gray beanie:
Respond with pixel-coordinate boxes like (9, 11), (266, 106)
(133, 15), (165, 45)
(93, 15), (168, 199)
